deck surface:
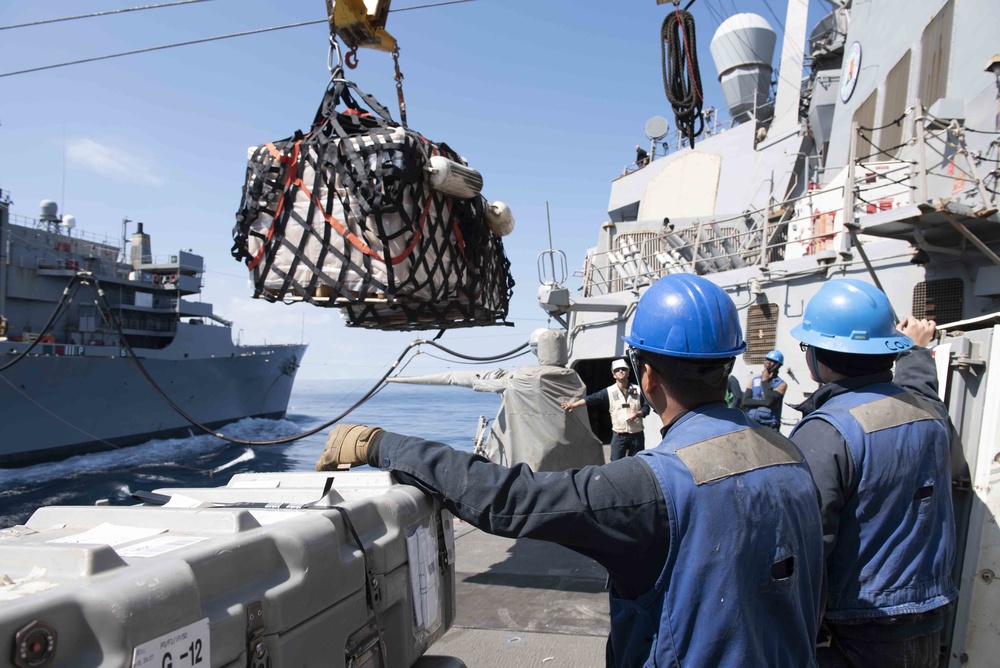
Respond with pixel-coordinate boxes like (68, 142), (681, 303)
(428, 521), (611, 668)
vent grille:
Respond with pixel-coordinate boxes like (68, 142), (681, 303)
(913, 278), (963, 324)
(853, 90), (878, 163)
(744, 303), (779, 364)
(919, 0), (953, 110)
(880, 50), (911, 158)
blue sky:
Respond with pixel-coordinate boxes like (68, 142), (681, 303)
(0, 0), (826, 380)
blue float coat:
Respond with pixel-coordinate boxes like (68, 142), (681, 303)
(790, 347), (958, 621)
(369, 402), (823, 666)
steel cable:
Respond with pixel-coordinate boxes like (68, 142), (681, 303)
(0, 275), (85, 372)
(661, 7), (704, 148)
(79, 274), (525, 446)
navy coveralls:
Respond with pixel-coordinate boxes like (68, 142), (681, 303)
(791, 347), (957, 666)
(368, 403), (824, 666)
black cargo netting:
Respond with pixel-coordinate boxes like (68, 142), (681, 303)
(232, 79), (514, 331)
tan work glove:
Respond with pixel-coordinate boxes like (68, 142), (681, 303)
(315, 424), (384, 471)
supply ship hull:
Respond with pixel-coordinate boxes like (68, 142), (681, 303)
(0, 197), (306, 467)
(0, 338), (305, 467)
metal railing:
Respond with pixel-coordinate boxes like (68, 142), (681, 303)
(585, 101), (1000, 296)
(583, 181), (859, 296)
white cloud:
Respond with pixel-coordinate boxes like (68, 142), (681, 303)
(66, 138), (166, 187)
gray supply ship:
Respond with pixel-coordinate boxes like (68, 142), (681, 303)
(3, 1), (1000, 667)
(0, 195), (306, 467)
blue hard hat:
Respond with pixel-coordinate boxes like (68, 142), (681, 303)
(623, 274), (746, 359)
(765, 349), (784, 365)
(791, 279), (913, 354)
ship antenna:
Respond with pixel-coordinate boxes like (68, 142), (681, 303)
(545, 201), (556, 282)
(537, 201), (566, 288)
(120, 217), (132, 264)
(60, 124), (67, 215)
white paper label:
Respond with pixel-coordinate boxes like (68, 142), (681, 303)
(131, 618), (210, 668)
(49, 523), (166, 547)
(116, 536), (207, 558)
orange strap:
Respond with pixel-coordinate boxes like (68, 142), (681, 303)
(248, 141), (301, 270)
(248, 139), (436, 270)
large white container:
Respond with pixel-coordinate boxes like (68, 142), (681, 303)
(0, 471), (456, 668)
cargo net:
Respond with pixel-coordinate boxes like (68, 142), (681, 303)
(232, 79), (514, 331)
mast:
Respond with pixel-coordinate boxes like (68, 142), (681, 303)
(767, 0), (809, 140)
(0, 192), (8, 320)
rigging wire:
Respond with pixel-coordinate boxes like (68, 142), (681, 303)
(0, 0), (481, 79)
(759, 0), (786, 33)
(0, 0), (216, 32)
(0, 271), (526, 449)
(0, 21), (324, 79)
(388, 0), (478, 13)
(85, 270), (525, 445)
(0, 277), (85, 372)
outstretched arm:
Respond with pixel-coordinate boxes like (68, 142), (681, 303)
(894, 316), (948, 419)
(315, 423), (669, 600)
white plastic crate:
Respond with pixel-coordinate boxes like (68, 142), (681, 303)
(0, 471), (455, 668)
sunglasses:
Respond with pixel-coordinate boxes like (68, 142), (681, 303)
(799, 342), (809, 352)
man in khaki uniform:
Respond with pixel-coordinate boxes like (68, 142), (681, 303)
(562, 358), (648, 460)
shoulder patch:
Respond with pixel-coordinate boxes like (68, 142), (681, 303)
(674, 427), (804, 485)
(848, 392), (939, 433)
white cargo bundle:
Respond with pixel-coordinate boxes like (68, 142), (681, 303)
(0, 472), (456, 668)
(232, 78), (514, 332)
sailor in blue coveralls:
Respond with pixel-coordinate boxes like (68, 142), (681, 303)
(789, 280), (957, 667)
(316, 274), (825, 667)
(742, 349), (787, 430)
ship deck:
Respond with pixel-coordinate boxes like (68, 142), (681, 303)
(429, 521), (610, 668)
(427, 444), (613, 668)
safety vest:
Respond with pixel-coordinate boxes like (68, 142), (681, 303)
(608, 383), (643, 434)
(791, 384), (958, 620)
(746, 375), (785, 426)
(608, 405), (823, 667)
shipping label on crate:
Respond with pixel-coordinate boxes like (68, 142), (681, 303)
(131, 618), (210, 668)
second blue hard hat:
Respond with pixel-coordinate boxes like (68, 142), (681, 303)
(791, 279), (913, 354)
(765, 349), (784, 365)
(623, 274), (746, 359)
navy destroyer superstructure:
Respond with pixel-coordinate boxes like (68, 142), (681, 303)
(0, 196), (306, 466)
(536, 1), (1000, 663)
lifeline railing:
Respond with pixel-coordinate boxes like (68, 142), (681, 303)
(585, 101), (1000, 295)
(582, 182), (852, 296)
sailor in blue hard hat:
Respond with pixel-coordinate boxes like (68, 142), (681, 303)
(741, 349), (788, 430)
(316, 273), (824, 667)
(789, 279), (957, 666)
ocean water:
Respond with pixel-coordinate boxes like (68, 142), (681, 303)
(0, 379), (501, 528)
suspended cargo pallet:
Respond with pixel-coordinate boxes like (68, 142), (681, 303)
(232, 79), (515, 331)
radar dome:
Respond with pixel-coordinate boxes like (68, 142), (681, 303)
(39, 200), (59, 222)
(710, 13), (776, 121)
(62, 215), (76, 230)
(644, 115), (670, 141)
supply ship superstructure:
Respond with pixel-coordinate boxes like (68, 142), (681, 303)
(0, 195), (306, 466)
